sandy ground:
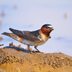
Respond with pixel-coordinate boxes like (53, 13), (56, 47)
(0, 46), (72, 72)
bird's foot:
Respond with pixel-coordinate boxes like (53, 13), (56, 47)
(27, 47), (33, 53)
(32, 50), (41, 53)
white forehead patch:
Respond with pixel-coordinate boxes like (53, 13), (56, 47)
(48, 25), (53, 28)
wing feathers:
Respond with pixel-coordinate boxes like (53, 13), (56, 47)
(9, 28), (24, 37)
(9, 28), (40, 42)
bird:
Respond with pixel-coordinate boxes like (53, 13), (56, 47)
(2, 24), (54, 52)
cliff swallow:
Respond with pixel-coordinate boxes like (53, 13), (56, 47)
(2, 24), (54, 52)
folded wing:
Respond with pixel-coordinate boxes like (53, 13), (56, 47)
(9, 28), (40, 42)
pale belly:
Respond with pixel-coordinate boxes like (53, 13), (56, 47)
(22, 39), (48, 46)
(13, 36), (47, 46)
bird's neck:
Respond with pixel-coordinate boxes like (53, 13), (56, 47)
(39, 30), (49, 41)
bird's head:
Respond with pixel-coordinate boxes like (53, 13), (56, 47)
(41, 24), (54, 37)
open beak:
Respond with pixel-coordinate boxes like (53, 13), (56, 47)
(51, 27), (54, 31)
(47, 25), (54, 30)
(48, 26), (54, 31)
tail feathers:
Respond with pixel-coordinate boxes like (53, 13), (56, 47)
(2, 32), (18, 40)
(2, 32), (10, 36)
(2, 32), (23, 43)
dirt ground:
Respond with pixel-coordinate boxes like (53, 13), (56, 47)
(0, 47), (72, 72)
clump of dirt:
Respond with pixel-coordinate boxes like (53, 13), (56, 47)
(0, 47), (72, 72)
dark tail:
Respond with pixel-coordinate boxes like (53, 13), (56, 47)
(2, 32), (11, 37)
(2, 32), (18, 40)
(2, 32), (23, 43)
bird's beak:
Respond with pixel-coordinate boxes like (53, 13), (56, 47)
(51, 27), (54, 30)
(48, 25), (54, 31)
(47, 25), (53, 28)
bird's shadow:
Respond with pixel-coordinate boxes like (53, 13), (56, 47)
(4, 46), (32, 53)
(4, 46), (40, 53)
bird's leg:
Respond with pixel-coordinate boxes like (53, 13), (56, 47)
(9, 42), (14, 47)
(34, 46), (40, 52)
(27, 45), (32, 52)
